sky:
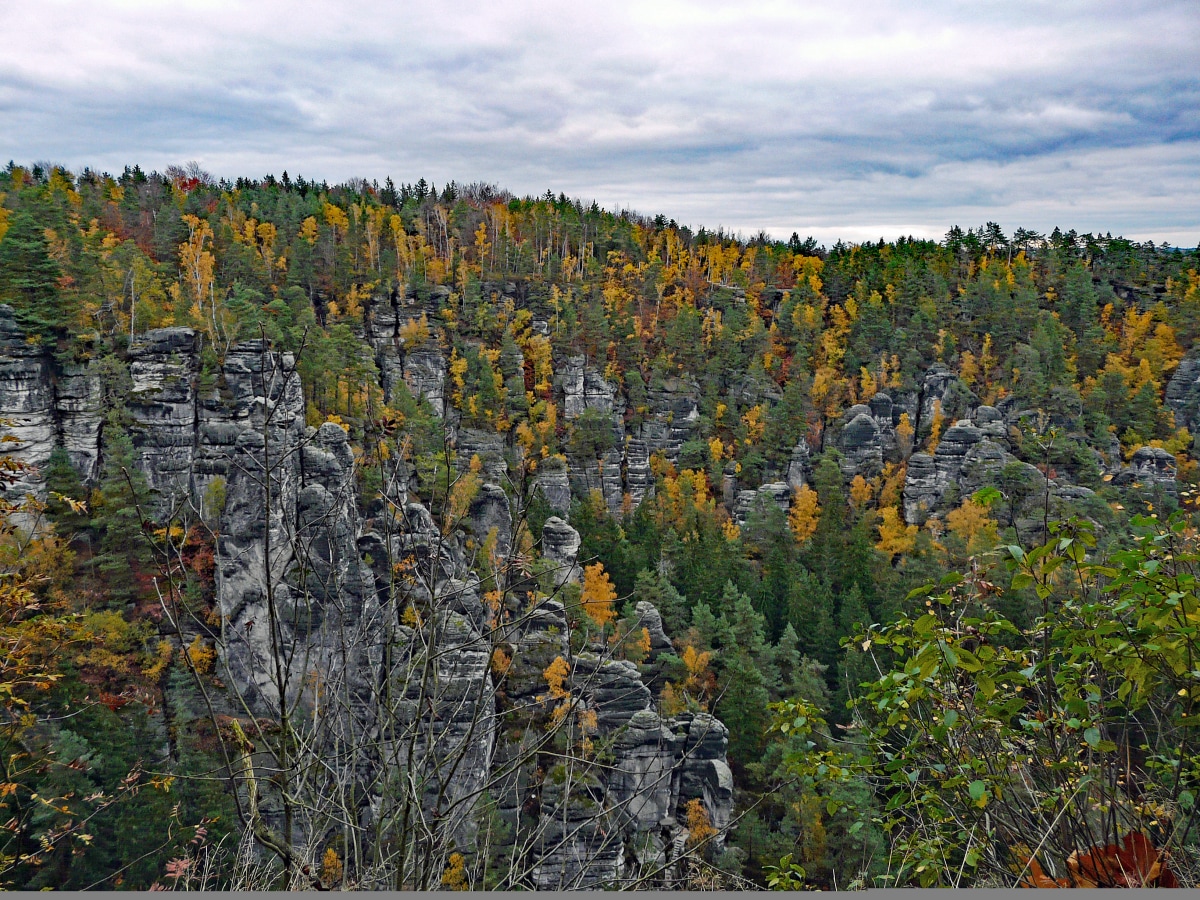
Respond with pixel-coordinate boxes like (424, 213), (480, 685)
(4, 0), (1198, 247)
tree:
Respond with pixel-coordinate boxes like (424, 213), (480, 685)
(786, 570), (837, 669)
(849, 515), (1200, 887)
(875, 505), (917, 560)
(632, 568), (689, 637)
(91, 414), (153, 604)
(711, 584), (773, 765)
(788, 486), (819, 544)
(0, 210), (68, 341)
(0, 441), (176, 889)
(579, 561), (618, 627)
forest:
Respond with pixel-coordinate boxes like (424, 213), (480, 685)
(1, 159), (1199, 889)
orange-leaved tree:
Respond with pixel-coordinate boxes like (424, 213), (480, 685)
(580, 562), (617, 627)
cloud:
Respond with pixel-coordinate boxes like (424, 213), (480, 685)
(3, 0), (1197, 245)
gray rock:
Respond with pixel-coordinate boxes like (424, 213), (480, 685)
(542, 516), (582, 586)
(559, 355), (621, 419)
(920, 364), (957, 425)
(466, 482), (513, 557)
(571, 654), (653, 733)
(0, 307), (55, 515)
(455, 427), (507, 482)
(902, 420), (986, 522)
(535, 463), (572, 515)
(734, 481), (792, 526)
(902, 452), (939, 523)
(1167, 352), (1200, 436)
(532, 767), (623, 890)
(971, 404), (1010, 443)
(1116, 446), (1178, 499)
(839, 412), (884, 477)
(366, 289), (448, 416)
(55, 362), (103, 482)
(786, 440), (812, 490)
(608, 709), (679, 833)
(624, 437), (653, 508)
(127, 328), (200, 513)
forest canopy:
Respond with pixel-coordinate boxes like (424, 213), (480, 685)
(1, 160), (1199, 889)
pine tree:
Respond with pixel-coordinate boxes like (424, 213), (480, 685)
(771, 623), (803, 702)
(787, 570), (838, 671)
(712, 584), (774, 766)
(44, 447), (88, 534)
(92, 414), (152, 604)
(0, 210), (68, 341)
(632, 569), (690, 637)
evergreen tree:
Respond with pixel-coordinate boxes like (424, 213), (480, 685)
(631, 569), (690, 637)
(92, 414), (152, 604)
(712, 584), (774, 766)
(771, 622), (803, 701)
(787, 569), (839, 672)
(0, 210), (68, 341)
(44, 447), (88, 533)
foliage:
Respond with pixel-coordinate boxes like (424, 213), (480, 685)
(3, 161), (1200, 888)
(850, 512), (1200, 887)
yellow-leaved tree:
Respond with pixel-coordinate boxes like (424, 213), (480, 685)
(945, 496), (1000, 554)
(788, 485), (820, 544)
(876, 505), (917, 560)
(580, 562), (617, 627)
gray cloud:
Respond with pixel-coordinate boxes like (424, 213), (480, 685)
(3, 0), (1197, 245)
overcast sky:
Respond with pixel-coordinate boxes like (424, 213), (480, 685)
(4, 0), (1198, 246)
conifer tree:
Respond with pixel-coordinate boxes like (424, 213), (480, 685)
(631, 569), (690, 637)
(0, 210), (68, 341)
(92, 414), (152, 604)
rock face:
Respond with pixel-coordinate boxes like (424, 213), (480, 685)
(0, 312), (737, 888)
(560, 355), (621, 420)
(542, 516), (583, 586)
(381, 578), (496, 851)
(1167, 351), (1200, 438)
(127, 328), (200, 513)
(518, 618), (734, 890)
(639, 375), (701, 463)
(971, 405), (1009, 444)
(1117, 446), (1178, 499)
(734, 481), (792, 526)
(903, 421), (982, 521)
(920, 364), (960, 428)
(0, 306), (56, 515)
(535, 464), (572, 515)
(367, 290), (448, 416)
(55, 361), (104, 483)
(786, 439), (812, 490)
(838, 409), (884, 478)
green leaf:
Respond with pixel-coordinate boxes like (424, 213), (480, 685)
(1083, 727), (1101, 748)
(968, 780), (986, 802)
(977, 675), (995, 698)
(913, 613), (939, 635)
(972, 486), (1002, 508)
(955, 648), (982, 672)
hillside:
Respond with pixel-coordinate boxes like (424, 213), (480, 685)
(1, 161), (1198, 889)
